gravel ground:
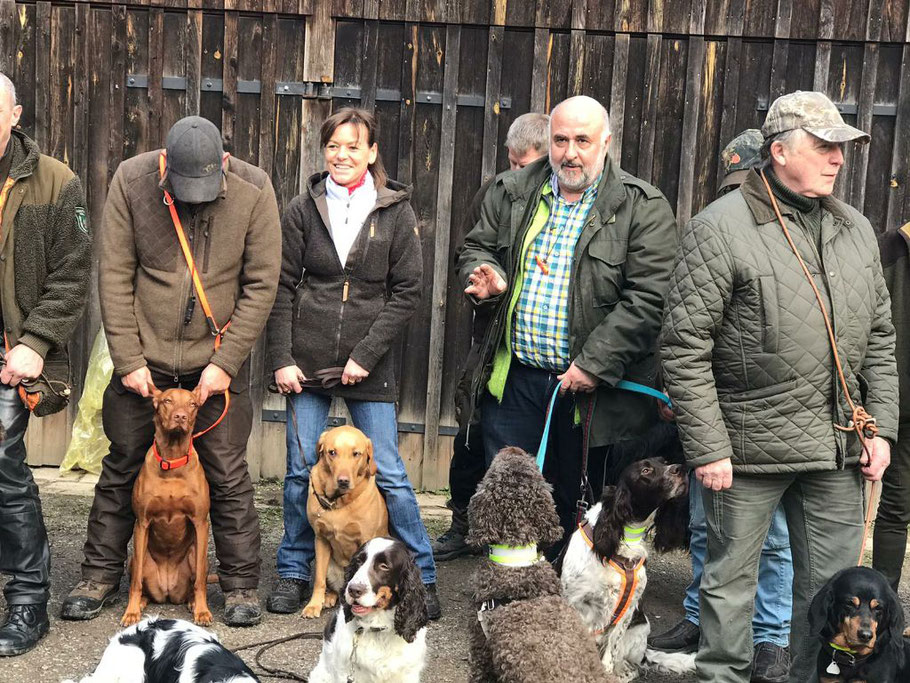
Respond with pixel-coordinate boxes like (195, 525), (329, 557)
(0, 480), (906, 683)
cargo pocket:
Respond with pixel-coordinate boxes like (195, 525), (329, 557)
(758, 275), (779, 353)
(589, 239), (627, 307)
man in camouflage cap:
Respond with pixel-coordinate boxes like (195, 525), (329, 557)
(661, 90), (896, 683)
(650, 128), (794, 683)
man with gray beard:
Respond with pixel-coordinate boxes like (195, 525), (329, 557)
(456, 96), (678, 556)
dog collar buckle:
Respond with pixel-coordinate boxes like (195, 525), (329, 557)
(153, 442), (190, 471)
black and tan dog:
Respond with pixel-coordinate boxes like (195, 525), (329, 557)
(809, 566), (909, 682)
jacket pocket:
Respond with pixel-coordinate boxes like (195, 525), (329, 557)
(758, 275), (779, 353)
(588, 238), (627, 307)
(719, 377), (800, 403)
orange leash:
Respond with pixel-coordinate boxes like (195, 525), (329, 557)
(159, 151), (231, 439)
(759, 169), (878, 565)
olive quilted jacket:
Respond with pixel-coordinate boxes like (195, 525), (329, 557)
(661, 169), (898, 473)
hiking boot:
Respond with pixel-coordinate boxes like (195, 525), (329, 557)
(425, 583), (442, 621)
(0, 605), (49, 656)
(751, 642), (790, 683)
(224, 588), (262, 627)
(647, 618), (700, 653)
(266, 577), (310, 614)
(61, 580), (119, 621)
(432, 504), (472, 561)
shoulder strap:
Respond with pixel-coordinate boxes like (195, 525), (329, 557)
(158, 151), (230, 348)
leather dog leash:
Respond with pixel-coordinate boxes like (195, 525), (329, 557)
(159, 151), (231, 440)
(759, 169), (878, 565)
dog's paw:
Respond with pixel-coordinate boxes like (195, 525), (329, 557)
(120, 610), (142, 627)
(324, 591), (338, 608)
(193, 608), (213, 626)
(302, 600), (324, 618)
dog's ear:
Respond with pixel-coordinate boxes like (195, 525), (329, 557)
(592, 485), (629, 562)
(152, 388), (163, 409)
(652, 493), (690, 553)
(880, 581), (906, 668)
(393, 553), (428, 644)
(808, 576), (836, 640)
(316, 430), (330, 461)
(190, 386), (202, 406)
(365, 437), (377, 477)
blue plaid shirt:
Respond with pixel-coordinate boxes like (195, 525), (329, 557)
(511, 173), (600, 371)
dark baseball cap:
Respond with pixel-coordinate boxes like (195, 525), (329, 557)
(719, 129), (763, 191)
(165, 116), (224, 203)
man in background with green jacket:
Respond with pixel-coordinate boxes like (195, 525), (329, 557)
(661, 91), (897, 683)
(456, 95), (678, 556)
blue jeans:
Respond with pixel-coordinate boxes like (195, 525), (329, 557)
(276, 391), (436, 584)
(685, 472), (792, 646)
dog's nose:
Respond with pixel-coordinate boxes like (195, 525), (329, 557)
(173, 410), (188, 422)
(347, 583), (366, 599)
(336, 476), (351, 490)
(857, 627), (874, 642)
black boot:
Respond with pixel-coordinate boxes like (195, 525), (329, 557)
(0, 604), (49, 656)
(431, 504), (472, 561)
(424, 583), (442, 621)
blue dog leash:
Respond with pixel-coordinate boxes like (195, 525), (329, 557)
(535, 380), (672, 472)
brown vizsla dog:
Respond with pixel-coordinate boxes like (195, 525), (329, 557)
(303, 425), (389, 618)
(120, 387), (212, 627)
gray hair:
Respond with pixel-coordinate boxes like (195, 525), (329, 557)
(550, 95), (611, 143)
(760, 128), (805, 162)
(505, 112), (550, 156)
(0, 73), (16, 107)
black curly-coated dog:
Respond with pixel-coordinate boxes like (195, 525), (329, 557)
(809, 566), (909, 682)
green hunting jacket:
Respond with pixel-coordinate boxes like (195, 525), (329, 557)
(456, 155), (678, 448)
(661, 169), (898, 473)
(0, 129), (91, 403)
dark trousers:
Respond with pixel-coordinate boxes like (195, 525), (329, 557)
(81, 369), (260, 591)
(0, 384), (50, 605)
(480, 361), (587, 559)
(448, 421), (486, 513)
(873, 422), (910, 591)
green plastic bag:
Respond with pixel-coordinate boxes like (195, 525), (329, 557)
(60, 328), (113, 475)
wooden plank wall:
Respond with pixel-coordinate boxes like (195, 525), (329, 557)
(1, 0), (909, 488)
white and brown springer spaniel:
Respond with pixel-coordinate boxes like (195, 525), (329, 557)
(561, 458), (693, 681)
(309, 536), (429, 683)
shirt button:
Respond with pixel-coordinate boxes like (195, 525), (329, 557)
(542, 304), (549, 311)
(829, 271), (835, 277)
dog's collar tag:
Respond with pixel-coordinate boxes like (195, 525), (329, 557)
(826, 659), (840, 676)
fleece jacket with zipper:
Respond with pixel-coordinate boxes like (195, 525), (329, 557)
(99, 149), (281, 380)
(267, 172), (422, 402)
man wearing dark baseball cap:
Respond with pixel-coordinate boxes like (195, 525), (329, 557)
(164, 116), (225, 204)
(63, 116), (281, 627)
(662, 90), (896, 682)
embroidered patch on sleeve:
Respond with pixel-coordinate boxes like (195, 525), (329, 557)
(75, 206), (88, 234)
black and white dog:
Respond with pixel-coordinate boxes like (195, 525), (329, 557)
(309, 537), (429, 683)
(63, 616), (259, 683)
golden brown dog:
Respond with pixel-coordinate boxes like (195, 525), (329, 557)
(121, 388), (212, 627)
(303, 425), (388, 618)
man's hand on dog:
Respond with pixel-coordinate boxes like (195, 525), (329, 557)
(0, 344), (43, 386)
(861, 436), (891, 482)
(464, 263), (506, 300)
(195, 363), (231, 404)
(557, 363), (598, 395)
(342, 358), (369, 386)
(122, 366), (157, 397)
(696, 457), (733, 491)
(275, 365), (307, 394)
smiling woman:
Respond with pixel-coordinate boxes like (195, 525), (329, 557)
(265, 107), (440, 620)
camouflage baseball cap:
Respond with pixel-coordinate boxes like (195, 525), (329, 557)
(719, 128), (762, 191)
(761, 90), (870, 143)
